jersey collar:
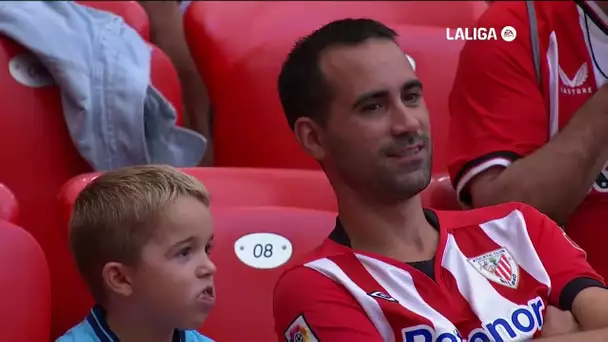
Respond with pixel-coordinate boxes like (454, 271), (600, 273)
(86, 304), (186, 342)
(329, 208), (440, 248)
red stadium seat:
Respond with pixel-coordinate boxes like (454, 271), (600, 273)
(77, 1), (150, 41)
(55, 167), (336, 334)
(420, 173), (461, 211)
(59, 167), (336, 226)
(0, 34), (184, 337)
(209, 24), (463, 172)
(0, 183), (18, 223)
(200, 206), (336, 341)
(185, 1), (485, 87)
(0, 221), (51, 342)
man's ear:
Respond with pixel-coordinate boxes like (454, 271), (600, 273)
(293, 117), (327, 161)
(102, 262), (134, 298)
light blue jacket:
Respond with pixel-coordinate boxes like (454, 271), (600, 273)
(0, 1), (206, 171)
(57, 305), (214, 342)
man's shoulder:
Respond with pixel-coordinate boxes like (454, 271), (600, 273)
(55, 319), (98, 342)
(275, 238), (353, 291)
(282, 238), (350, 272)
(435, 202), (540, 231)
(184, 330), (214, 342)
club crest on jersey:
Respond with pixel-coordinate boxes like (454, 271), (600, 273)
(285, 314), (319, 342)
(468, 248), (519, 289)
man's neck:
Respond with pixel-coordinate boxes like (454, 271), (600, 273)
(336, 190), (438, 263)
(106, 304), (175, 342)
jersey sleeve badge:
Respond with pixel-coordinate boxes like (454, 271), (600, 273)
(285, 314), (319, 342)
(468, 248), (520, 289)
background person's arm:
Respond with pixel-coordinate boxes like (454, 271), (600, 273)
(447, 2), (608, 225)
(139, 1), (213, 165)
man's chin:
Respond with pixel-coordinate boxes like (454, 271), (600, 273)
(394, 170), (432, 198)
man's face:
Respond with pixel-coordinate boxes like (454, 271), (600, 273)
(305, 38), (432, 201)
(130, 196), (216, 329)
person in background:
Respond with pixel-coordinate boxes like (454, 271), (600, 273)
(139, 1), (214, 166)
(58, 165), (215, 342)
(447, 1), (608, 280)
(273, 18), (608, 342)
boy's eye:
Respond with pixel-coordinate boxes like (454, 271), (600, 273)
(205, 244), (213, 255)
(177, 247), (192, 258)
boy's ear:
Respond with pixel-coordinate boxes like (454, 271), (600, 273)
(102, 262), (134, 297)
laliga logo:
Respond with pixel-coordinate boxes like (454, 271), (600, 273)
(446, 26), (517, 42)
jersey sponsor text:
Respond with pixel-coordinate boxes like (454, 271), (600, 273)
(401, 297), (544, 342)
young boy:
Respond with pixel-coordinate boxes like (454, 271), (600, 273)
(58, 165), (216, 342)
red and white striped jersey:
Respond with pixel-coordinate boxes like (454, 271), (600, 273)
(273, 202), (603, 342)
(447, 1), (608, 279)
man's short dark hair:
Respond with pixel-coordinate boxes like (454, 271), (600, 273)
(277, 18), (398, 130)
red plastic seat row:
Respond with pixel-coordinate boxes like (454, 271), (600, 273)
(185, 1), (487, 87)
(186, 7), (475, 172)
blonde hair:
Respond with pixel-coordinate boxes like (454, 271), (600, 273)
(69, 165), (210, 301)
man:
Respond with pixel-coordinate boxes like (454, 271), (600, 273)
(273, 18), (608, 341)
(447, 1), (608, 279)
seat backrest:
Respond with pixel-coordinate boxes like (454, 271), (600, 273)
(0, 183), (18, 223)
(211, 24), (463, 172)
(185, 1), (485, 84)
(200, 206), (336, 341)
(59, 167), (336, 225)
(0, 221), (51, 342)
(77, 1), (150, 41)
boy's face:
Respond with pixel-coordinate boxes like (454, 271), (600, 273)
(130, 196), (216, 329)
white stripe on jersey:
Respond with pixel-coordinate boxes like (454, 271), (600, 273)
(356, 254), (458, 335)
(305, 258), (395, 342)
(547, 31), (560, 139)
(479, 210), (551, 290)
